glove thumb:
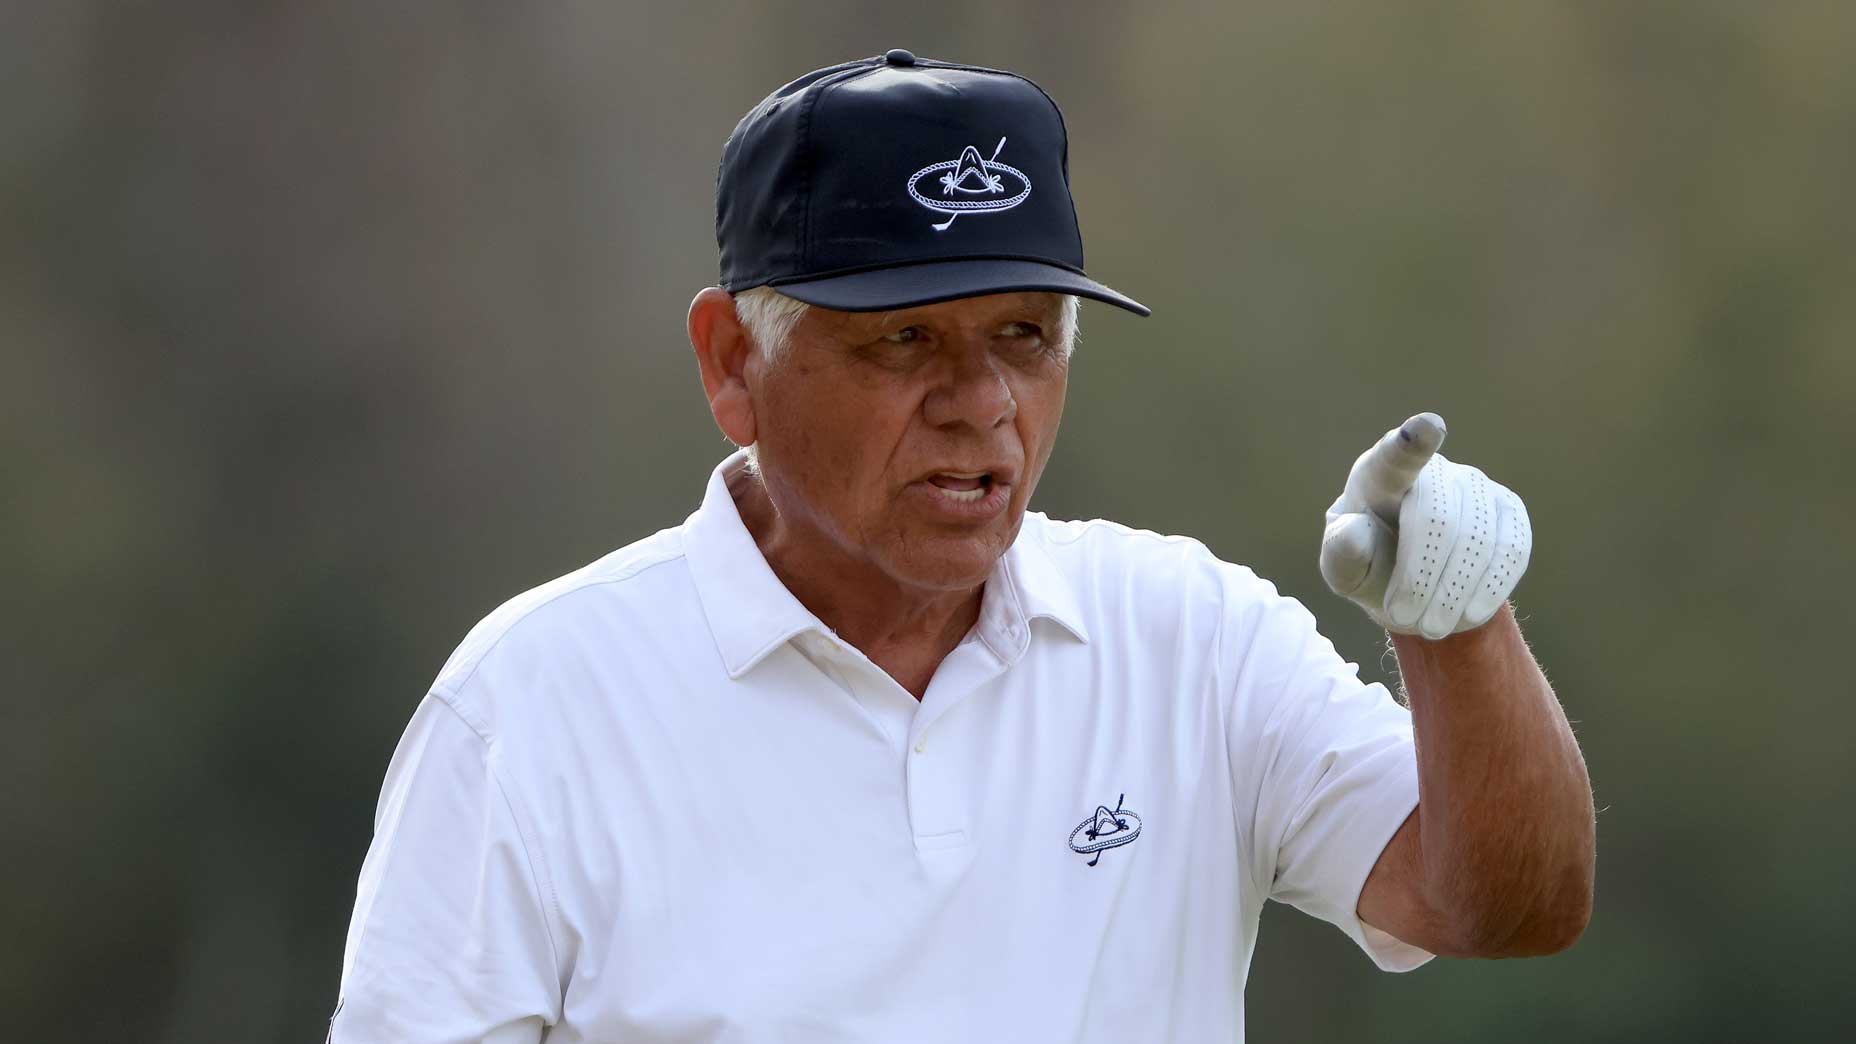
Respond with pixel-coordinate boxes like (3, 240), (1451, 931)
(1320, 510), (1396, 614)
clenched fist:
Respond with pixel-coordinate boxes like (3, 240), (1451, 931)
(1319, 413), (1532, 640)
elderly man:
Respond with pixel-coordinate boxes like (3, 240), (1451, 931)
(332, 51), (1593, 1043)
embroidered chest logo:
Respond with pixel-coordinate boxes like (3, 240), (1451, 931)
(1068, 793), (1142, 866)
(906, 136), (1032, 231)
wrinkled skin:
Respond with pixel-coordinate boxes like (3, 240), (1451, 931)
(687, 288), (1071, 695)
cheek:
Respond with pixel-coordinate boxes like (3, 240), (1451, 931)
(763, 369), (909, 503)
(1017, 374), (1068, 451)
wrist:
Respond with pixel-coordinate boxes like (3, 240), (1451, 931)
(1388, 601), (1516, 658)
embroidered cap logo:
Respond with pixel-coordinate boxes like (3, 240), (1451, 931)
(906, 137), (1032, 231)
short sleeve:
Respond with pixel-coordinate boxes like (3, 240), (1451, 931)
(1229, 587), (1433, 972)
(332, 693), (563, 1043)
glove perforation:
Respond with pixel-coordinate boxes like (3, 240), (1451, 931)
(1319, 413), (1532, 639)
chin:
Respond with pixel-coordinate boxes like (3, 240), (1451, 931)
(881, 524), (1016, 592)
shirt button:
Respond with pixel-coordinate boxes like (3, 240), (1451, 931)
(914, 740), (926, 754)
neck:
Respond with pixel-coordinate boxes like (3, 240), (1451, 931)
(728, 465), (981, 699)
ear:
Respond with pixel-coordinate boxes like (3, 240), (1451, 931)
(687, 287), (757, 448)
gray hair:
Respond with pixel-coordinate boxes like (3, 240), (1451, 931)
(732, 286), (1081, 362)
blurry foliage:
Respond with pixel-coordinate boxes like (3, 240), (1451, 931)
(4, 1), (1852, 1040)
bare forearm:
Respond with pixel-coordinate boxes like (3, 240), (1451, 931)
(1391, 603), (1594, 956)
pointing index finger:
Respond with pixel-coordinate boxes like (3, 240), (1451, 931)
(1353, 412), (1448, 523)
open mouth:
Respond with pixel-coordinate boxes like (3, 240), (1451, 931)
(925, 472), (995, 503)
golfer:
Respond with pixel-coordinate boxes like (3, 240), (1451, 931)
(332, 51), (1594, 1043)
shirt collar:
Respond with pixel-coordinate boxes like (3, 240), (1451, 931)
(683, 451), (1090, 678)
(993, 512), (1091, 654)
(683, 451), (826, 678)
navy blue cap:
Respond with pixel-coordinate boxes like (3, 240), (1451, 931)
(715, 51), (1149, 316)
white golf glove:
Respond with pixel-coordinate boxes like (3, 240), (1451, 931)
(1319, 412), (1532, 640)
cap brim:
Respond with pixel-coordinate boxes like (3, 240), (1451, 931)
(770, 258), (1150, 317)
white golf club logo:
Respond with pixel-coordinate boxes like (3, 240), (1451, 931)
(906, 136), (1032, 231)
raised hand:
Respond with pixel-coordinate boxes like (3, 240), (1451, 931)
(1319, 413), (1532, 639)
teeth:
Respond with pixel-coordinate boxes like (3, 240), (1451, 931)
(932, 484), (988, 503)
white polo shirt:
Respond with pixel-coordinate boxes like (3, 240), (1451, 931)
(333, 452), (1429, 1044)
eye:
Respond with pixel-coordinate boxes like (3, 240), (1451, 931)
(882, 325), (927, 344)
(997, 321), (1056, 363)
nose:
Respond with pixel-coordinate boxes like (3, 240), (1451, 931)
(923, 345), (1017, 431)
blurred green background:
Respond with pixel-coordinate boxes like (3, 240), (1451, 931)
(6, 1), (1853, 1040)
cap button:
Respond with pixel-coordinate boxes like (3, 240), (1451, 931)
(884, 48), (916, 67)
